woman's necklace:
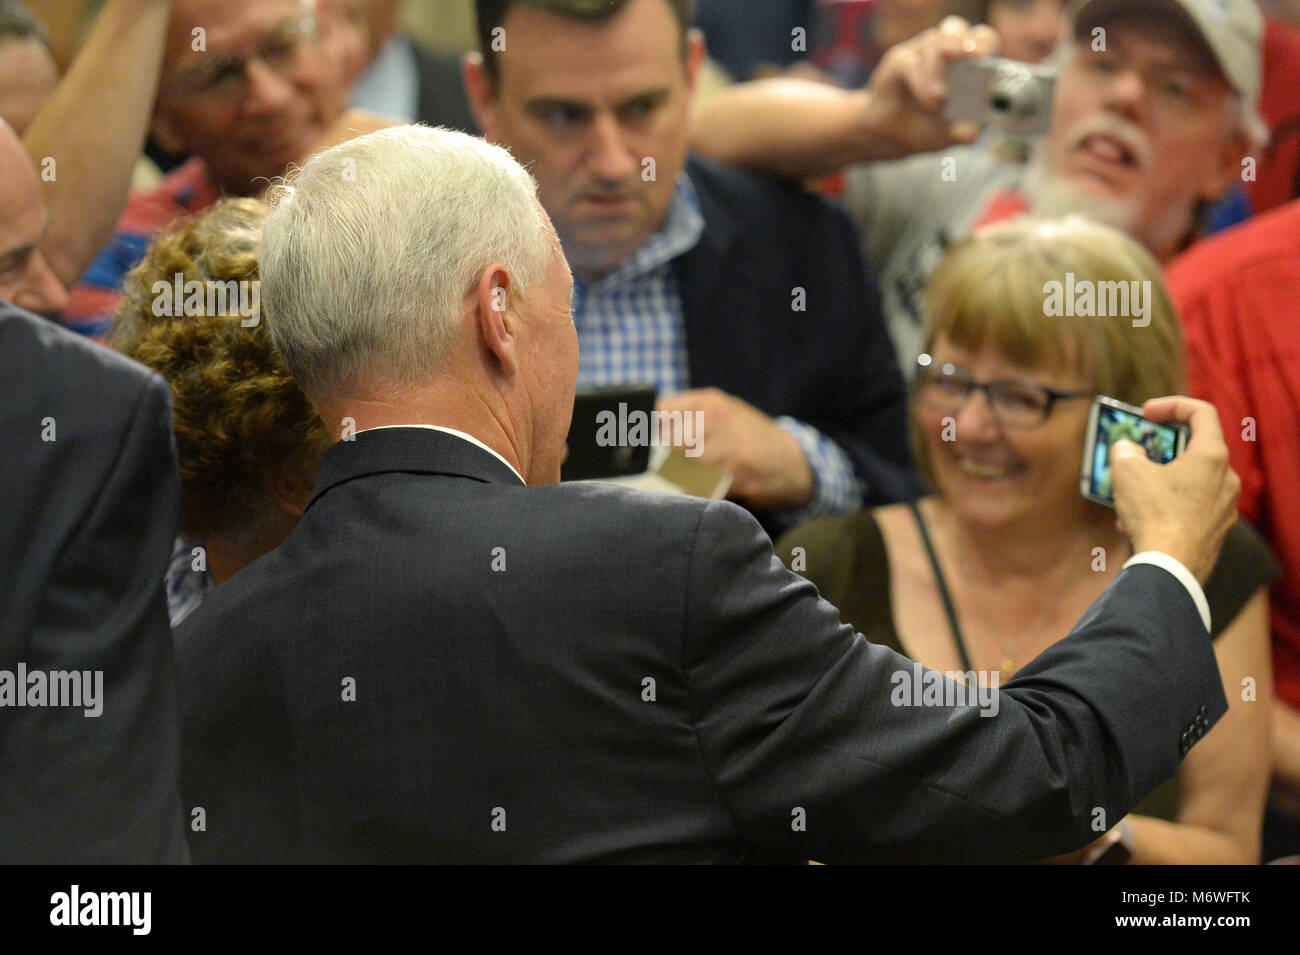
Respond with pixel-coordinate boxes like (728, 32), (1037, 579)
(946, 515), (1123, 678)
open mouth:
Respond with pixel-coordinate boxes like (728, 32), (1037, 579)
(956, 457), (1019, 481)
(1077, 133), (1139, 169)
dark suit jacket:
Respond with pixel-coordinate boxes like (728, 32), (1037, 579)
(175, 427), (1226, 863)
(678, 156), (920, 510)
(0, 304), (187, 863)
(410, 38), (478, 134)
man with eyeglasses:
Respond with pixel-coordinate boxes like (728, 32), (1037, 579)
(64, 0), (392, 337)
(690, 0), (1264, 376)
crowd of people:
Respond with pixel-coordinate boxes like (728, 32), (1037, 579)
(1, 0), (1297, 865)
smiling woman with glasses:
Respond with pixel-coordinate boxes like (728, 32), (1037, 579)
(914, 351), (1095, 427)
(777, 215), (1275, 864)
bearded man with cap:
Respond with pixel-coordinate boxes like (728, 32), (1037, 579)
(690, 0), (1265, 373)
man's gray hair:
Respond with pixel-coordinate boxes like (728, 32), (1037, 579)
(261, 125), (552, 400)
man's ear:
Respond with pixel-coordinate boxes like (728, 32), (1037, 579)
(150, 108), (187, 157)
(475, 263), (519, 379)
(462, 51), (502, 142)
(683, 28), (707, 100)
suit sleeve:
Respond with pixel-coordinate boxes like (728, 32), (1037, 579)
(682, 500), (1228, 863)
(2, 374), (188, 863)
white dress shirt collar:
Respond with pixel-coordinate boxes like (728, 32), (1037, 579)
(357, 424), (527, 486)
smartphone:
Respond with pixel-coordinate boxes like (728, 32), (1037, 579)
(1080, 397), (1189, 507)
(944, 57), (1057, 137)
(561, 384), (657, 482)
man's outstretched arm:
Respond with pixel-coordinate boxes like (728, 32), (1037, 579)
(684, 398), (1240, 862)
(25, 0), (172, 288)
(690, 17), (997, 181)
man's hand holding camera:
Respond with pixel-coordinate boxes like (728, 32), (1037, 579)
(859, 16), (1000, 161)
(1110, 397), (1241, 586)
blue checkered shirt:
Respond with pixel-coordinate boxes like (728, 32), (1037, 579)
(572, 174), (863, 521)
(166, 536), (213, 628)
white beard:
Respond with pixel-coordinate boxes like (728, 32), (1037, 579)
(1022, 147), (1139, 236)
(1021, 143), (1192, 263)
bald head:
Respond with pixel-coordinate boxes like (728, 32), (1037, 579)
(0, 120), (67, 315)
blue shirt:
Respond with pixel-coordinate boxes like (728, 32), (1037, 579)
(350, 34), (420, 121)
(166, 537), (213, 629)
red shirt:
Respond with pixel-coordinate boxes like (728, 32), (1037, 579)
(1166, 199), (1300, 709)
(1251, 17), (1300, 215)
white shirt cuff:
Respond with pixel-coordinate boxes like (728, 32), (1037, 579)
(1123, 552), (1212, 633)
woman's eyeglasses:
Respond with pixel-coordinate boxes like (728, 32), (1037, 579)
(915, 354), (1094, 428)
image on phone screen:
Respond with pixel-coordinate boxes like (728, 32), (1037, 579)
(1081, 399), (1187, 507)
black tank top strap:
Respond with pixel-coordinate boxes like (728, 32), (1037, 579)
(908, 500), (974, 673)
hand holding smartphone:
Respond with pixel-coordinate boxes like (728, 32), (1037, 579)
(1080, 397), (1189, 508)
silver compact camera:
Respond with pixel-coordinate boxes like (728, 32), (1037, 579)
(944, 57), (1057, 137)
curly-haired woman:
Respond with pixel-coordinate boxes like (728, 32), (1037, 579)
(112, 198), (331, 626)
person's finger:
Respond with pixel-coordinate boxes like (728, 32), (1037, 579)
(915, 35), (949, 103)
(967, 24), (1000, 57)
(1139, 395), (1224, 449)
(894, 44), (943, 109)
(925, 23), (999, 112)
(1109, 438), (1147, 464)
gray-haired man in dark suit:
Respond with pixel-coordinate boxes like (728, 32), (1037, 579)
(176, 124), (1240, 864)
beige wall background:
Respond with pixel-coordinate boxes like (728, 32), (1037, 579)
(401, 0), (478, 54)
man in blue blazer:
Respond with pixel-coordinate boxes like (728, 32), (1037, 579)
(463, 0), (920, 530)
(175, 124), (1239, 863)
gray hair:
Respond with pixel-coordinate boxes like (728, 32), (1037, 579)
(261, 124), (552, 401)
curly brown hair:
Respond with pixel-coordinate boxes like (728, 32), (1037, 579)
(112, 197), (331, 542)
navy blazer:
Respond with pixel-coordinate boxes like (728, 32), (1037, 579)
(678, 156), (922, 510)
(0, 304), (187, 863)
(176, 427), (1226, 864)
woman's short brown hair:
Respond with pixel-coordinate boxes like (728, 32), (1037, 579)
(112, 197), (331, 542)
(912, 215), (1185, 489)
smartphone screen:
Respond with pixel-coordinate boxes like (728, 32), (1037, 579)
(1080, 398), (1188, 507)
(561, 384), (657, 482)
